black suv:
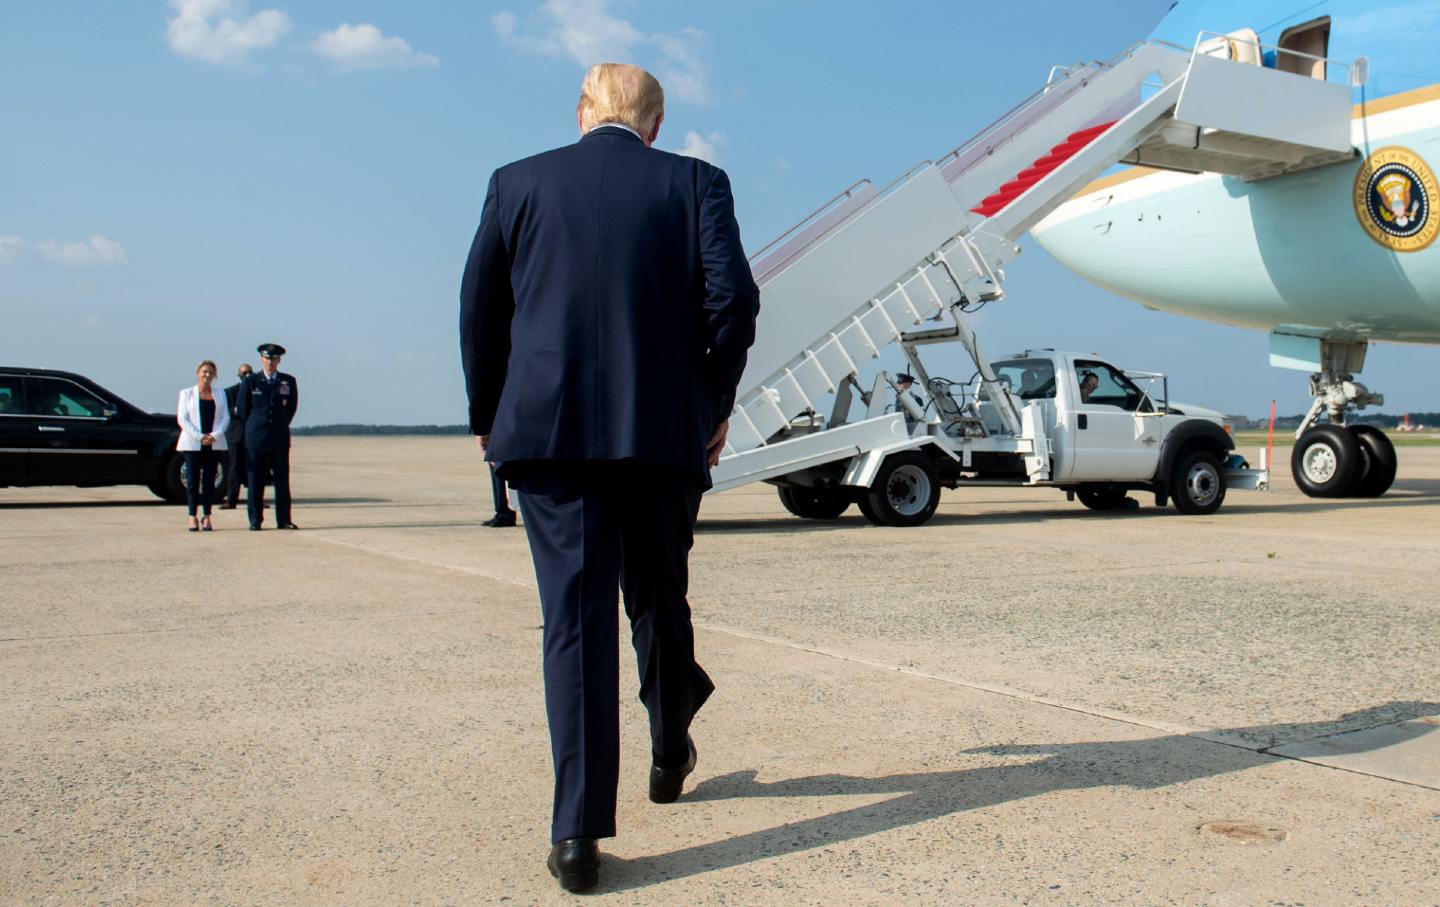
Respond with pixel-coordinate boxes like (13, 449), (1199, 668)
(0, 367), (224, 503)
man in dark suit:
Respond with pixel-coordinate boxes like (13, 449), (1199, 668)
(236, 343), (299, 531)
(459, 63), (759, 892)
(219, 362), (252, 510)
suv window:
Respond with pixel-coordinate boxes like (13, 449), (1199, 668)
(32, 378), (108, 418)
(1074, 360), (1150, 412)
(0, 375), (24, 415)
(989, 358), (1056, 400)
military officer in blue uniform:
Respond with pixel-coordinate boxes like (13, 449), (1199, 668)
(236, 342), (299, 530)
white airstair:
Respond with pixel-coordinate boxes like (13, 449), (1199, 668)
(712, 34), (1357, 495)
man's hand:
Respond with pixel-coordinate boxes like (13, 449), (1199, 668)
(476, 434), (490, 454)
(705, 420), (729, 467)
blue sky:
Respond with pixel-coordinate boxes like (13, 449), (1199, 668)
(2, 0), (1434, 424)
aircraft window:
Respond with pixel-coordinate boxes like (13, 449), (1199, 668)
(1277, 17), (1329, 80)
(990, 358), (1056, 400)
(0, 375), (24, 415)
(1074, 360), (1149, 412)
(31, 378), (107, 418)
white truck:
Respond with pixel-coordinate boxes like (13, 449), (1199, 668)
(705, 37), (1342, 524)
(728, 345), (1261, 527)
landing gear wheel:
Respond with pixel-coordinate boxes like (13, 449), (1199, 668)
(1077, 485), (1131, 511)
(777, 486), (851, 520)
(861, 451), (941, 527)
(1290, 424), (1361, 498)
(1171, 449), (1226, 515)
(1347, 424), (1397, 497)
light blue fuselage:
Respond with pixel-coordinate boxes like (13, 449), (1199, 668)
(1032, 0), (1440, 345)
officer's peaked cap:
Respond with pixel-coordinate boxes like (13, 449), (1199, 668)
(257, 343), (287, 357)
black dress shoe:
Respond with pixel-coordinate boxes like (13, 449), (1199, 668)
(482, 513), (517, 528)
(649, 736), (697, 804)
(280, 522), (300, 530)
(249, 524), (261, 531)
(546, 837), (599, 892)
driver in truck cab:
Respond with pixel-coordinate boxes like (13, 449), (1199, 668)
(1079, 370), (1099, 403)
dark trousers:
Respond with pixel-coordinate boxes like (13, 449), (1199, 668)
(226, 442), (246, 506)
(246, 447), (291, 527)
(509, 461), (712, 843)
(490, 464), (514, 516)
(182, 449), (218, 516)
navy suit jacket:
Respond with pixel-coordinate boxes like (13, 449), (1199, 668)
(235, 371), (298, 450)
(459, 126), (760, 484)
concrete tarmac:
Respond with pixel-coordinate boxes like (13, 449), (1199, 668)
(2, 437), (1438, 905)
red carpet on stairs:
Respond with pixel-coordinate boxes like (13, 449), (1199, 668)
(970, 121), (1115, 218)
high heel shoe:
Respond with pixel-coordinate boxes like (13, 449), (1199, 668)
(187, 516), (199, 532)
(201, 515), (213, 532)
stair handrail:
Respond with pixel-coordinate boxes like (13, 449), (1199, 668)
(748, 179), (872, 264)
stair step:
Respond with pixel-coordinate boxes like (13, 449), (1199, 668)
(970, 120), (1116, 217)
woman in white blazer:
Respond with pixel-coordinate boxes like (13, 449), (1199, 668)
(177, 360), (230, 531)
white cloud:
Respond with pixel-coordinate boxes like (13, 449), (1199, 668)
(312, 23), (439, 70)
(494, 0), (710, 104)
(166, 0), (291, 66)
(0, 235), (22, 264)
(35, 236), (129, 268)
(675, 130), (722, 164)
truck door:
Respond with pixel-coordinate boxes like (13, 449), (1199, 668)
(0, 373), (28, 482)
(28, 377), (143, 483)
(1065, 359), (1163, 480)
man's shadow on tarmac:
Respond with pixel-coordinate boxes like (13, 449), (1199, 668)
(599, 702), (1438, 891)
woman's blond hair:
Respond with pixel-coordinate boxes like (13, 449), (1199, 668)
(195, 359), (218, 375)
(576, 63), (664, 135)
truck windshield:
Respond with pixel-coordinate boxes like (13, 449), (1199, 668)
(989, 358), (1056, 400)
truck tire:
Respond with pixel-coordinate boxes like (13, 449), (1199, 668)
(777, 486), (850, 520)
(1077, 485), (1131, 511)
(1290, 424), (1360, 498)
(1347, 425), (1397, 498)
(862, 451), (941, 527)
(1171, 449), (1226, 515)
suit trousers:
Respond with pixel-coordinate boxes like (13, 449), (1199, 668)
(226, 442), (246, 506)
(489, 463), (514, 516)
(508, 460), (713, 843)
(246, 447), (291, 527)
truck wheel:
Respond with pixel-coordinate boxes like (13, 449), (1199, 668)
(1077, 486), (1131, 511)
(1290, 424), (1360, 498)
(1171, 449), (1226, 515)
(777, 486), (851, 520)
(863, 451), (941, 527)
(1347, 425), (1397, 497)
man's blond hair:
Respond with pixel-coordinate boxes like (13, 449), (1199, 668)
(577, 63), (665, 135)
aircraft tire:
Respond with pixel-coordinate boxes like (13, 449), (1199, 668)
(1290, 424), (1361, 498)
(1170, 449), (1226, 515)
(863, 451), (941, 527)
(1347, 425), (1398, 497)
(777, 486), (851, 520)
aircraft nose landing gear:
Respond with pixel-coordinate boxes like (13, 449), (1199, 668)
(1288, 340), (1395, 498)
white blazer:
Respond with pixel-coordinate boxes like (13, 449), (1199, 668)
(176, 385), (230, 452)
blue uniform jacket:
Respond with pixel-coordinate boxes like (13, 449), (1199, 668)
(236, 371), (298, 450)
(459, 126), (760, 484)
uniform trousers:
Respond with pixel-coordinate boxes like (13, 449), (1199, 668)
(507, 460), (713, 843)
(246, 447), (291, 527)
(225, 441), (246, 506)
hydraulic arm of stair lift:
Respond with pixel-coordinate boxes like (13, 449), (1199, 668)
(710, 35), (1357, 494)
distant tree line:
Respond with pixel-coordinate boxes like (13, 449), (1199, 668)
(1238, 412), (1440, 429)
(292, 424), (470, 436)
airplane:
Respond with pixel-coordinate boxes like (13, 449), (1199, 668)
(1031, 0), (1440, 499)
